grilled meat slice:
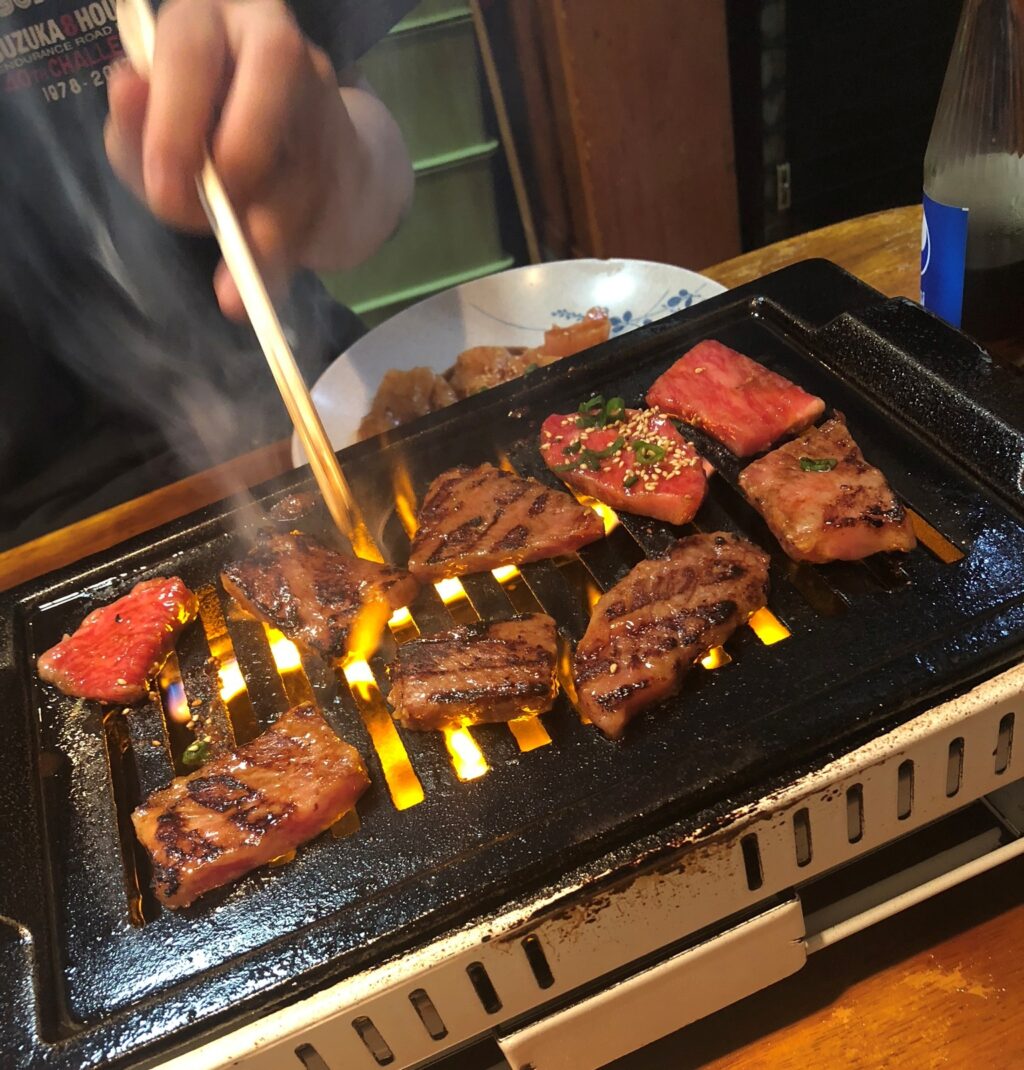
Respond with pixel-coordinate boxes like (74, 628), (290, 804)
(541, 406), (711, 525)
(358, 367), (458, 440)
(132, 702), (369, 908)
(646, 340), (825, 456)
(37, 577), (198, 704)
(738, 416), (917, 563)
(221, 532), (419, 658)
(574, 533), (770, 738)
(408, 463), (605, 581)
(389, 614), (558, 730)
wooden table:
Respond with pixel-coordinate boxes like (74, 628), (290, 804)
(3, 204), (1022, 1069)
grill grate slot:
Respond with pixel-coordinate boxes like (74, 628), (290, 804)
(995, 713), (1014, 775)
(846, 784), (865, 843)
(352, 1016), (394, 1066)
(946, 738), (965, 797)
(466, 961), (503, 1013)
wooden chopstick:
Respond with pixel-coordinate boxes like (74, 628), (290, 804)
(116, 0), (371, 555)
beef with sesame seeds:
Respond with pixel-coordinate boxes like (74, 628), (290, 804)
(738, 415), (917, 563)
(541, 406), (712, 525)
(132, 703), (369, 908)
(408, 463), (604, 580)
(574, 533), (770, 738)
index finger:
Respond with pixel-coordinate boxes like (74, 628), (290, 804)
(143, 0), (228, 229)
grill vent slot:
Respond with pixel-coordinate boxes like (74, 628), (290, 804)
(521, 934), (555, 989)
(846, 784), (864, 844)
(409, 988), (448, 1040)
(995, 713), (1015, 774)
(295, 1043), (332, 1070)
(793, 808), (812, 867)
(740, 833), (764, 890)
(467, 961), (503, 1013)
(352, 1016), (394, 1066)
(897, 760), (915, 819)
(946, 738), (965, 797)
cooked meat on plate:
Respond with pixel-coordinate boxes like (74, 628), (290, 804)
(132, 702), (369, 908)
(574, 533), (770, 739)
(221, 531), (419, 659)
(408, 462), (605, 581)
(357, 308), (611, 441)
(646, 339), (825, 456)
(358, 367), (459, 440)
(389, 614), (558, 730)
(37, 576), (198, 704)
(738, 415), (917, 563)
(541, 398), (711, 525)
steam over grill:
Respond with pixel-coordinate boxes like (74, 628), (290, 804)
(2, 261), (1024, 1070)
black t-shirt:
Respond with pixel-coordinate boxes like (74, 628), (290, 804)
(0, 0), (413, 550)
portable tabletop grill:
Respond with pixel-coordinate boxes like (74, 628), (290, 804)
(2, 260), (1024, 1070)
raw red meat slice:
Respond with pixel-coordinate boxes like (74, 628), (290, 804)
(738, 415), (917, 563)
(37, 577), (198, 704)
(540, 405), (711, 525)
(132, 702), (369, 908)
(645, 339), (825, 456)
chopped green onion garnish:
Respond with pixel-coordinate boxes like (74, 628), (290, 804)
(623, 472), (639, 488)
(182, 739), (211, 768)
(605, 397), (626, 422)
(525, 362), (539, 374)
(632, 440), (666, 465)
(563, 439), (583, 455)
(799, 456), (838, 472)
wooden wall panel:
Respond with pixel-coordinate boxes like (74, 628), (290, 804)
(514, 0), (742, 267)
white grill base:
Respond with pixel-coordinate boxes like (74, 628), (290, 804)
(157, 663), (1023, 1070)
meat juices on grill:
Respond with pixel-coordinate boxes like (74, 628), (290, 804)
(645, 339), (825, 457)
(574, 533), (770, 739)
(221, 531), (420, 659)
(132, 702), (369, 908)
(389, 614), (558, 730)
(37, 576), (198, 704)
(738, 416), (917, 563)
(407, 463), (605, 581)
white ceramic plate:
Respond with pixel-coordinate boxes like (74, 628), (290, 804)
(292, 258), (726, 464)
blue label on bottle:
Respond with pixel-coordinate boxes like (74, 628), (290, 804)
(921, 192), (969, 327)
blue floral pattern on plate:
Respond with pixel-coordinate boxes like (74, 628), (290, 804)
(549, 286), (704, 334)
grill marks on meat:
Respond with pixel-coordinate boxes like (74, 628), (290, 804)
(408, 463), (605, 580)
(132, 703), (369, 908)
(646, 339), (825, 456)
(389, 614), (558, 729)
(574, 534), (770, 738)
(221, 532), (419, 658)
(37, 577), (198, 704)
(738, 416), (917, 563)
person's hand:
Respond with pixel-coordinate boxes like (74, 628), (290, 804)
(105, 0), (410, 321)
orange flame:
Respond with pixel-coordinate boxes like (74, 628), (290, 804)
(700, 646), (732, 670)
(748, 607), (791, 645)
(443, 725), (489, 780)
(342, 657), (424, 810)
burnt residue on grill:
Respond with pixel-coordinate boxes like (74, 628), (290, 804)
(2, 260), (1024, 1070)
